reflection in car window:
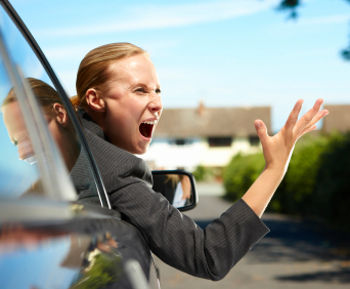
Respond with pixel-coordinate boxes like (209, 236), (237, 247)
(0, 61), (39, 197)
(0, 7), (100, 204)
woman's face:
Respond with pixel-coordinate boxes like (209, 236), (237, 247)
(2, 101), (72, 166)
(2, 101), (35, 164)
(98, 53), (162, 154)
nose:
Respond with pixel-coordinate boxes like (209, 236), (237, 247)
(149, 93), (163, 117)
(17, 139), (34, 161)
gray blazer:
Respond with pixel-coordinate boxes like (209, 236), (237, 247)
(79, 111), (269, 281)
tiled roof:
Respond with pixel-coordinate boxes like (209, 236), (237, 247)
(322, 104), (350, 133)
(155, 105), (271, 138)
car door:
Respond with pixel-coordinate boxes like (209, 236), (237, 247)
(0, 1), (157, 288)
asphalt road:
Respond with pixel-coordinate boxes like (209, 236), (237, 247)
(154, 183), (350, 289)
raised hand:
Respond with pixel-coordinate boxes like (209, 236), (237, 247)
(241, 99), (329, 217)
(254, 99), (329, 174)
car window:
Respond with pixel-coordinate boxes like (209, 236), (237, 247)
(0, 5), (103, 205)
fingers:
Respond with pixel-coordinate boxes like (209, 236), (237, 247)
(284, 99), (303, 130)
(307, 108), (329, 128)
(295, 98), (325, 135)
(300, 125), (317, 138)
(254, 119), (268, 146)
(301, 109), (329, 135)
(301, 98), (323, 124)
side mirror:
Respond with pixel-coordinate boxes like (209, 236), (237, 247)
(152, 170), (198, 212)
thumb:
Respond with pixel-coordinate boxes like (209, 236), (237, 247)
(254, 119), (268, 145)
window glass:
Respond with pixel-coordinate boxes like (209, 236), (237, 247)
(0, 59), (39, 197)
(248, 135), (260, 146)
(208, 136), (233, 147)
(0, 6), (100, 204)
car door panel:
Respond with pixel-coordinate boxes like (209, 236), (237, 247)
(0, 1), (158, 288)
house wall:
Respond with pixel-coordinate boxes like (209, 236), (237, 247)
(140, 137), (261, 171)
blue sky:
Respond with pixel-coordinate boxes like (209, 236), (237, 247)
(10, 0), (350, 131)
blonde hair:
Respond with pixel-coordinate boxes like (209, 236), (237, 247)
(3, 78), (62, 113)
(73, 42), (145, 110)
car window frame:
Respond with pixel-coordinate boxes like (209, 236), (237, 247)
(0, 0), (111, 209)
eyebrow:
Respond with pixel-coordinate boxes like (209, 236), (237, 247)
(132, 83), (161, 91)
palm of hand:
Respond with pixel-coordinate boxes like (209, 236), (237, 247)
(255, 99), (329, 172)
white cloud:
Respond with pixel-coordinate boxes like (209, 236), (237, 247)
(44, 44), (91, 61)
(36, 0), (280, 37)
(43, 38), (180, 63)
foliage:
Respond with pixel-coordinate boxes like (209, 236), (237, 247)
(71, 251), (122, 289)
(271, 134), (328, 214)
(192, 165), (213, 182)
(222, 132), (350, 231)
(341, 46), (350, 61)
(313, 132), (350, 230)
(277, 0), (300, 18)
(223, 153), (264, 201)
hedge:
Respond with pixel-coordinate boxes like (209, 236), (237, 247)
(223, 132), (350, 231)
(223, 152), (264, 201)
(312, 132), (350, 231)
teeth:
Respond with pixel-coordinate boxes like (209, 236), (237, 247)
(143, 120), (158, 125)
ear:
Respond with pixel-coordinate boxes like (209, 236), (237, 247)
(52, 103), (68, 126)
(85, 88), (106, 112)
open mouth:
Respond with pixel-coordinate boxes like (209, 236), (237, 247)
(139, 122), (155, 138)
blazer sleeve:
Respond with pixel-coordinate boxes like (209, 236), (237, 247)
(81, 119), (269, 281)
(108, 175), (269, 281)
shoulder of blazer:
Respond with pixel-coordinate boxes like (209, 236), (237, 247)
(77, 110), (153, 186)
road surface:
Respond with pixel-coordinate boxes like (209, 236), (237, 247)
(154, 183), (350, 289)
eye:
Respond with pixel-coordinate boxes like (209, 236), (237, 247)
(134, 87), (147, 94)
(155, 88), (161, 94)
(12, 139), (18, 146)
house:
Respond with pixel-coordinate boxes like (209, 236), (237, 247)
(322, 104), (350, 133)
(141, 102), (271, 170)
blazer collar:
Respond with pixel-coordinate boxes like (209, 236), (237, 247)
(77, 109), (105, 139)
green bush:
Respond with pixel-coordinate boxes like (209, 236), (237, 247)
(192, 165), (213, 182)
(223, 153), (264, 201)
(222, 132), (350, 232)
(313, 132), (350, 230)
(271, 134), (328, 215)
(271, 132), (350, 231)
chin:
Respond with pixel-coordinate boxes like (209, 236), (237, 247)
(134, 144), (149, 155)
(135, 148), (147, 155)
